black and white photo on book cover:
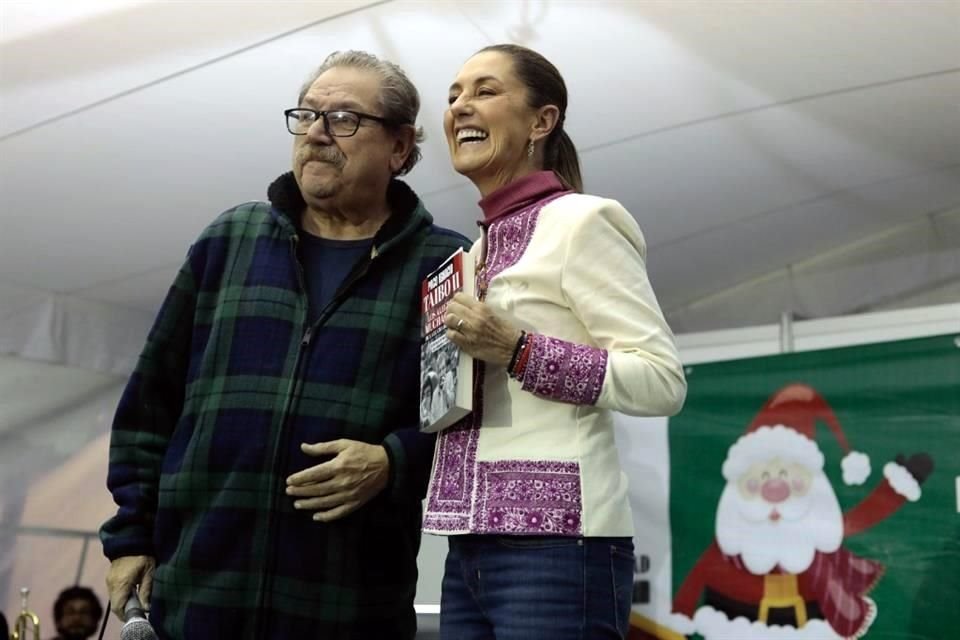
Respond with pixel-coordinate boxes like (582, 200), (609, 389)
(420, 247), (474, 433)
(420, 338), (462, 430)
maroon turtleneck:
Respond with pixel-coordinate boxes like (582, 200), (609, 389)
(477, 171), (571, 224)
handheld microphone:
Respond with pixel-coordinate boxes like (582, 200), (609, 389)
(121, 592), (159, 640)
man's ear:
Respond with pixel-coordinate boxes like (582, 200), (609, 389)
(390, 125), (418, 174)
(530, 104), (560, 143)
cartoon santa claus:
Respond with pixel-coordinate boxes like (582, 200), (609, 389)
(651, 383), (933, 640)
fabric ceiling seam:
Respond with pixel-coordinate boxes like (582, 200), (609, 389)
(576, 67), (960, 157)
(646, 162), (960, 252)
(662, 208), (960, 314)
(0, 0), (395, 143)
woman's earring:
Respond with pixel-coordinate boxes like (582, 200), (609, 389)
(527, 139), (535, 158)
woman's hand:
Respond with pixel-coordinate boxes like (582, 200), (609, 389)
(445, 293), (522, 367)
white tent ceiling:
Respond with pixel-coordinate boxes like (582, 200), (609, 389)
(1, 0), (959, 371)
(1, 1), (958, 625)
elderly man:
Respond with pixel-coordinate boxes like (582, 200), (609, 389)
(100, 50), (469, 639)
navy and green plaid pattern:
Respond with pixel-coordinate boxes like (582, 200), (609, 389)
(100, 174), (470, 639)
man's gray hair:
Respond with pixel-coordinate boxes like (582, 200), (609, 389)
(298, 50), (424, 176)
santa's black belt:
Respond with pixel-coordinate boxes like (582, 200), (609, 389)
(704, 588), (824, 627)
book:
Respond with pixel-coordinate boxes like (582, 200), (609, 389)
(420, 247), (475, 433)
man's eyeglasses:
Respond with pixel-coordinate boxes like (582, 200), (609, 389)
(284, 108), (395, 137)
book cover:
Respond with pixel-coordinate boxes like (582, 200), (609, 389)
(420, 247), (475, 433)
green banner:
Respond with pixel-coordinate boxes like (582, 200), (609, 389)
(631, 333), (960, 640)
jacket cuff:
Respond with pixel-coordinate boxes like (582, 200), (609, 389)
(519, 334), (607, 405)
(100, 526), (155, 561)
(382, 428), (436, 502)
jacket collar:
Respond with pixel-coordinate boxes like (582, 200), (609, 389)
(477, 170), (570, 224)
(266, 171), (432, 251)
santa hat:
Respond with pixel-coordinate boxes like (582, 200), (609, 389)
(721, 383), (871, 485)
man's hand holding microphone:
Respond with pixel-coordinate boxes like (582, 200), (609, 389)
(106, 555), (158, 640)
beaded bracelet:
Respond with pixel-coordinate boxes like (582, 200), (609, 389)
(509, 332), (534, 380)
(507, 331), (527, 372)
(512, 337), (533, 379)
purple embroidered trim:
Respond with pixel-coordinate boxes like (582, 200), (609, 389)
(521, 334), (607, 405)
(484, 207), (540, 282)
(476, 460), (582, 535)
(424, 363), (585, 536)
(423, 413), (481, 532)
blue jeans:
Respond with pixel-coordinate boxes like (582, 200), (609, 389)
(439, 535), (634, 640)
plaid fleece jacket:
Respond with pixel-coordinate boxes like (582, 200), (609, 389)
(100, 173), (470, 639)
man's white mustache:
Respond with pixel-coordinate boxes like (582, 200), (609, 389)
(301, 148), (345, 168)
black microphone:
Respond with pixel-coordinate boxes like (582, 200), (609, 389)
(121, 592), (158, 640)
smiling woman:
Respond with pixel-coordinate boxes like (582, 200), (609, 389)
(443, 44), (581, 198)
(424, 44), (687, 640)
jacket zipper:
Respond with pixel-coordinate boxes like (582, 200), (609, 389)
(254, 235), (378, 638)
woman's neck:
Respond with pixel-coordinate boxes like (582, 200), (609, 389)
(474, 164), (540, 199)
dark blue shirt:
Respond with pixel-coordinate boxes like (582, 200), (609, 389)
(298, 232), (373, 323)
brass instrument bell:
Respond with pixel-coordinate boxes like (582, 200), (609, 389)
(11, 587), (40, 640)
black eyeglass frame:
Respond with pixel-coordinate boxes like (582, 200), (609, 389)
(284, 108), (397, 137)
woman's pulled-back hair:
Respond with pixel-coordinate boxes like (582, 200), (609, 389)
(477, 44), (583, 193)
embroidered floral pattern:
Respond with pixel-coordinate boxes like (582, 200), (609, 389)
(476, 460), (582, 535)
(484, 207), (541, 281)
(423, 414), (481, 532)
(521, 334), (607, 405)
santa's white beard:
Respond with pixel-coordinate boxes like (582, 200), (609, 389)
(715, 473), (843, 574)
